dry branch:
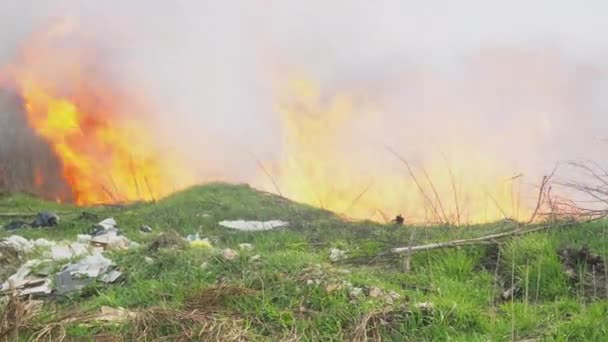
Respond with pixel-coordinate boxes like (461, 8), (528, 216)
(391, 223), (568, 255)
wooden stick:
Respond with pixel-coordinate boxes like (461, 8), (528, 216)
(391, 224), (555, 254)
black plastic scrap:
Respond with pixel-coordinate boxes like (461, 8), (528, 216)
(33, 212), (60, 227)
(3, 211), (59, 230)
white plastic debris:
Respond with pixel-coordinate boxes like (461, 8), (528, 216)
(218, 220), (288, 231)
(329, 248), (347, 262)
(238, 243), (254, 251)
(34, 238), (56, 248)
(51, 243), (90, 261)
(99, 270), (123, 283)
(91, 231), (131, 250)
(77, 234), (92, 244)
(64, 253), (113, 278)
(1, 235), (34, 252)
(1, 259), (50, 294)
(368, 287), (383, 298)
(250, 255), (261, 262)
(96, 218), (117, 230)
(349, 287), (363, 298)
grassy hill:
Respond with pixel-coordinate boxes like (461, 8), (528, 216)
(1, 183), (607, 341)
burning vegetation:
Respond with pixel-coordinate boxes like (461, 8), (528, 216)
(0, 18), (194, 205)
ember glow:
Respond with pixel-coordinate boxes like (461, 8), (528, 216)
(3, 19), (194, 204)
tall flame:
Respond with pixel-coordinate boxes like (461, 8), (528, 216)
(267, 75), (530, 224)
(3, 18), (193, 204)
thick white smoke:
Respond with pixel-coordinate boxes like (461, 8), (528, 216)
(1, 1), (606, 218)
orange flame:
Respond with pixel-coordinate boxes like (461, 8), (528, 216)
(264, 75), (531, 224)
(4, 18), (193, 204)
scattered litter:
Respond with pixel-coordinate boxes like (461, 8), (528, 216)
(222, 248), (239, 261)
(64, 253), (113, 278)
(99, 270), (123, 283)
(55, 270), (92, 295)
(385, 291), (402, 305)
(33, 212), (60, 227)
(394, 214), (405, 225)
(34, 238), (55, 248)
(219, 220), (288, 231)
(368, 287), (383, 298)
(238, 243), (254, 251)
(187, 233), (213, 249)
(349, 287), (363, 299)
(416, 301), (434, 313)
(51, 243), (90, 261)
(96, 218), (117, 231)
(1, 235), (34, 252)
(4, 220), (30, 230)
(1, 259), (52, 295)
(250, 255), (261, 262)
(329, 248), (347, 262)
(95, 306), (136, 323)
(326, 283), (343, 293)
(140, 225), (153, 233)
(77, 235), (92, 244)
(91, 230), (132, 250)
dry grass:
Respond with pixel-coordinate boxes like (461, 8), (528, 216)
(0, 291), (34, 341)
(350, 305), (411, 342)
(184, 285), (256, 312)
(131, 307), (249, 342)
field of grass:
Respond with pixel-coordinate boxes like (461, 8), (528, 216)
(1, 183), (607, 341)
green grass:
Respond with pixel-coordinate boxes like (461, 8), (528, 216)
(1, 183), (607, 341)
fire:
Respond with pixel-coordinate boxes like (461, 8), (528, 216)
(3, 18), (193, 204)
(266, 75), (531, 224)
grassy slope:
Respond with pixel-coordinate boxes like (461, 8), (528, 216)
(1, 183), (607, 341)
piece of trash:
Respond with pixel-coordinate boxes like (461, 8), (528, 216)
(1, 235), (34, 252)
(326, 283), (343, 293)
(368, 287), (383, 298)
(51, 243), (90, 261)
(144, 257), (154, 264)
(385, 291), (402, 305)
(94, 306), (136, 323)
(218, 220), (288, 231)
(91, 231), (131, 250)
(99, 270), (123, 283)
(222, 248), (239, 261)
(54, 269), (92, 295)
(349, 287), (363, 299)
(1, 259), (51, 295)
(140, 225), (153, 233)
(77, 235), (92, 244)
(190, 239), (213, 249)
(416, 301), (434, 313)
(33, 212), (59, 227)
(329, 248), (347, 262)
(64, 253), (113, 278)
(238, 243), (253, 251)
(96, 218), (117, 231)
(34, 238), (55, 248)
(250, 255), (261, 262)
(394, 214), (405, 225)
(4, 220), (30, 230)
